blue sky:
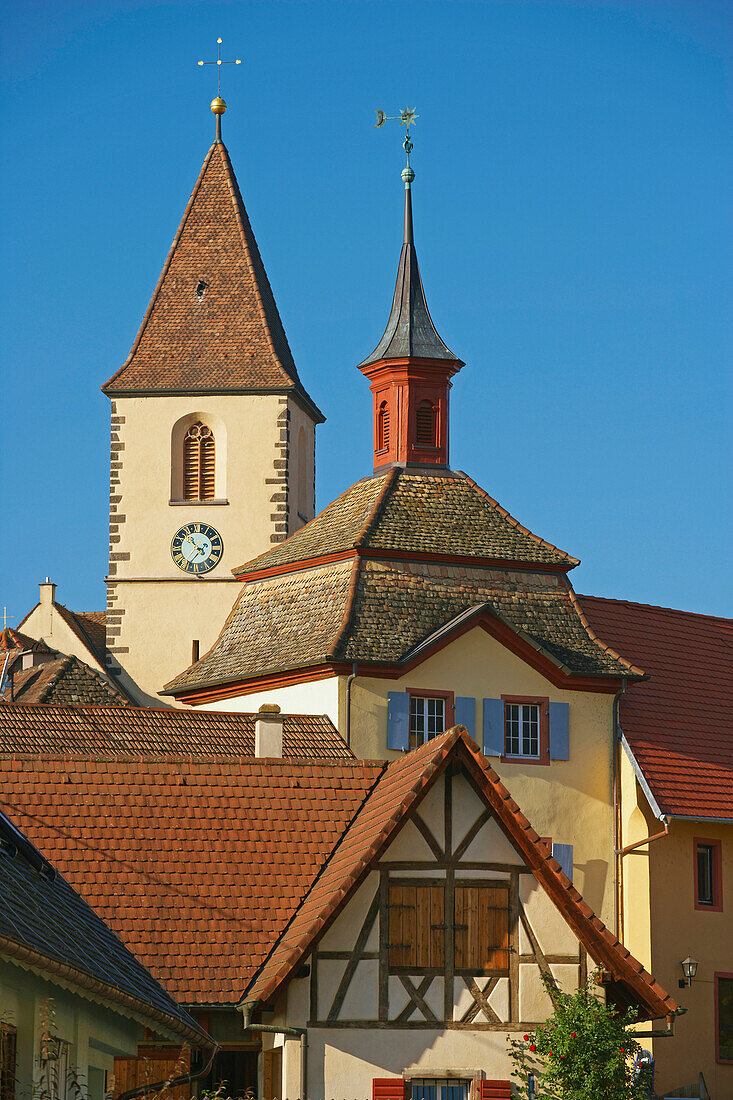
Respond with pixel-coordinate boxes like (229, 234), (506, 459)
(1, 0), (730, 625)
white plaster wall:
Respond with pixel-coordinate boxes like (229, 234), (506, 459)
(198, 675), (342, 727)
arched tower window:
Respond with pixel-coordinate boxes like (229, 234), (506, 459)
(377, 401), (390, 452)
(183, 421), (216, 500)
(415, 401), (437, 448)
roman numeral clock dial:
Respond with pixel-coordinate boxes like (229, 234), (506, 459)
(170, 523), (224, 575)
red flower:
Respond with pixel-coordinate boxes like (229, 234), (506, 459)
(548, 1051), (553, 1058)
(523, 1034), (529, 1041)
(570, 1032), (576, 1037)
(620, 1047), (626, 1053)
(560, 1055), (565, 1059)
(529, 1044), (536, 1052)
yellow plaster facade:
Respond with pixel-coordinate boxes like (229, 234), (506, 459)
(106, 392), (315, 704)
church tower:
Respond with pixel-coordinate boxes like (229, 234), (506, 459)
(101, 96), (324, 704)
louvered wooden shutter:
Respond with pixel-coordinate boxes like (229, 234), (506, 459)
(480, 1082), (511, 1100)
(416, 402), (436, 446)
(200, 430), (215, 500)
(183, 430), (199, 500)
(373, 1079), (407, 1099)
(378, 402), (390, 451)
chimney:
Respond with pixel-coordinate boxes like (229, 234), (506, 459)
(255, 704), (283, 758)
(39, 578), (56, 638)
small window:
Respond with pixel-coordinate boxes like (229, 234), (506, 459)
(716, 973), (733, 1063)
(183, 421), (216, 501)
(409, 695), (446, 750)
(377, 401), (390, 452)
(505, 702), (539, 758)
(0, 1024), (16, 1100)
(415, 401), (437, 447)
(695, 838), (722, 911)
(411, 1082), (471, 1100)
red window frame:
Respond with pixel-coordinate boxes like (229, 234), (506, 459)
(500, 695), (550, 766)
(406, 688), (455, 750)
(694, 837), (723, 912)
(715, 971), (733, 1064)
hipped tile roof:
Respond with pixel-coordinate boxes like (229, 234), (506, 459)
(0, 809), (208, 1044)
(101, 142), (322, 419)
(0, 703), (351, 758)
(241, 729), (678, 1021)
(238, 470), (578, 576)
(4, 656), (131, 707)
(579, 595), (733, 820)
(166, 558), (637, 695)
(0, 731), (677, 1021)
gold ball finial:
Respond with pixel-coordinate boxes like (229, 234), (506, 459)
(210, 97), (227, 115)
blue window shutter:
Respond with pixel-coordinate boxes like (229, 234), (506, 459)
(549, 702), (570, 760)
(482, 698), (504, 756)
(454, 697), (476, 739)
(387, 692), (410, 751)
(552, 842), (574, 882)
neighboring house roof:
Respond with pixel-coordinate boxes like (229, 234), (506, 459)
(0, 729), (677, 1022)
(16, 601), (108, 665)
(242, 729), (678, 1022)
(101, 141), (323, 421)
(0, 809), (209, 1046)
(0, 755), (379, 1004)
(0, 627), (46, 653)
(0, 703), (351, 758)
(237, 469), (579, 576)
(4, 656), (131, 707)
(166, 556), (640, 699)
(579, 595), (733, 821)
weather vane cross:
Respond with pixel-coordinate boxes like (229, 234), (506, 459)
(197, 37), (241, 100)
(374, 106), (419, 179)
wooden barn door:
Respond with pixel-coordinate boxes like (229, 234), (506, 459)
(113, 1047), (190, 1099)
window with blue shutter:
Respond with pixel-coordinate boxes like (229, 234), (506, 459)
(454, 697), (475, 740)
(549, 702), (570, 760)
(387, 691), (410, 751)
(482, 698), (504, 756)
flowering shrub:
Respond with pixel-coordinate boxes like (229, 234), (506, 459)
(507, 973), (651, 1099)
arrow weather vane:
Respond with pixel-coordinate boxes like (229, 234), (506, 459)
(198, 37), (241, 98)
(375, 106), (418, 177)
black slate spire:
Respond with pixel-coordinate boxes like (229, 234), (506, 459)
(358, 170), (462, 368)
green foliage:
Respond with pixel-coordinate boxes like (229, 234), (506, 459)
(507, 973), (650, 1100)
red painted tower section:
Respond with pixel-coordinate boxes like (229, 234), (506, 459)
(358, 171), (463, 472)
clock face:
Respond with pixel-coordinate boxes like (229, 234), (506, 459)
(171, 522), (224, 575)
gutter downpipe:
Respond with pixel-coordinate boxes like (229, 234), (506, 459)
(116, 1042), (219, 1100)
(240, 1006), (307, 1094)
(612, 677), (627, 940)
(345, 661), (358, 748)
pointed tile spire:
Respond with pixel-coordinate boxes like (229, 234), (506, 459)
(358, 170), (462, 368)
(103, 142), (323, 421)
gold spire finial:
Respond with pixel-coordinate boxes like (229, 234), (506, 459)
(197, 37), (242, 136)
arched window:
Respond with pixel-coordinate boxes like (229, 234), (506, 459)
(415, 401), (437, 448)
(377, 401), (390, 452)
(183, 421), (216, 500)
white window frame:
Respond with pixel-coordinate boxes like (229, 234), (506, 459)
(504, 702), (540, 759)
(409, 695), (446, 749)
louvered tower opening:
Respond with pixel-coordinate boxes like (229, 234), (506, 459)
(415, 401), (437, 448)
(377, 402), (390, 452)
(183, 422), (216, 500)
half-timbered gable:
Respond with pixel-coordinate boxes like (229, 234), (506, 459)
(241, 729), (678, 1096)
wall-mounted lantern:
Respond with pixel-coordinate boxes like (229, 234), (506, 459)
(679, 956), (699, 988)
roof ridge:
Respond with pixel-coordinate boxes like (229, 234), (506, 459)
(462, 473), (579, 567)
(567, 588), (647, 679)
(578, 592), (733, 625)
(102, 143), (218, 393)
(38, 655), (75, 703)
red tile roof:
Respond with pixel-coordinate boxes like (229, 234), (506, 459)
(0, 756), (379, 1003)
(101, 142), (322, 420)
(242, 729), (678, 1022)
(0, 728), (677, 1020)
(579, 596), (733, 820)
(0, 627), (43, 653)
(0, 703), (352, 758)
